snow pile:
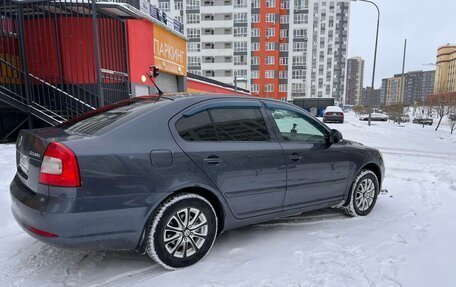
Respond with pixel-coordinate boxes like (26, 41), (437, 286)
(0, 113), (455, 287)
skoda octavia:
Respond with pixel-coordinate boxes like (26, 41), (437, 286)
(10, 94), (384, 269)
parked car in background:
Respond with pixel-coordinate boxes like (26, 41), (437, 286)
(359, 112), (388, 121)
(413, 118), (433, 125)
(11, 94), (384, 269)
(390, 114), (410, 123)
(323, 106), (344, 123)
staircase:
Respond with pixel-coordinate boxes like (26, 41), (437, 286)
(0, 57), (96, 126)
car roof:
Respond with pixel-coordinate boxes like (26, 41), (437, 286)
(325, 106), (342, 111)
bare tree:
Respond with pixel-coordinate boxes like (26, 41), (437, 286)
(431, 94), (450, 131)
(384, 103), (404, 125)
(449, 97), (456, 134)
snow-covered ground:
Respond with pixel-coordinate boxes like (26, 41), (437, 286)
(0, 112), (455, 287)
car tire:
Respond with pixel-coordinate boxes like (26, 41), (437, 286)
(146, 193), (218, 270)
(341, 170), (379, 217)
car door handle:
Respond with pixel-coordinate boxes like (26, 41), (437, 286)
(288, 153), (302, 162)
(203, 156), (222, 165)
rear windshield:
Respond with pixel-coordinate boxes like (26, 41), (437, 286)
(58, 97), (164, 135)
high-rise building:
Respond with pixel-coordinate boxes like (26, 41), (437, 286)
(434, 44), (456, 94)
(345, 56), (364, 105)
(380, 70), (435, 106)
(380, 76), (404, 106)
(151, 0), (351, 102)
(361, 87), (380, 107)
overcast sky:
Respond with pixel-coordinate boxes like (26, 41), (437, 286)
(348, 0), (456, 88)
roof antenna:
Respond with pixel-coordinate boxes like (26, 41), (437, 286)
(148, 66), (164, 101)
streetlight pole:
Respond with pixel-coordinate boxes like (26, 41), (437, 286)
(352, 0), (380, 126)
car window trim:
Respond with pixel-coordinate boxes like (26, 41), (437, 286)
(183, 100), (262, 117)
(175, 99), (275, 143)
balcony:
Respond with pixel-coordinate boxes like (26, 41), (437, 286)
(95, 0), (184, 35)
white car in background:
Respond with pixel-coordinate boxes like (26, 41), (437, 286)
(359, 112), (388, 122)
(323, 106), (344, 123)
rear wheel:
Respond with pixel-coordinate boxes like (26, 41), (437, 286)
(146, 193), (218, 269)
(341, 170), (379, 217)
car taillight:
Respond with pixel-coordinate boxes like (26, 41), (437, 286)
(39, 142), (81, 187)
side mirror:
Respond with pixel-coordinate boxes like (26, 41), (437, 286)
(329, 129), (343, 143)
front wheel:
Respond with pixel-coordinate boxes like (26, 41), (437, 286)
(146, 193), (218, 269)
(341, 170), (379, 217)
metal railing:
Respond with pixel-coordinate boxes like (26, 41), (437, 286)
(0, 0), (130, 125)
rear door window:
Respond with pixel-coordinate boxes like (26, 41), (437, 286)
(175, 105), (270, 142)
(210, 107), (270, 141)
(175, 110), (218, 141)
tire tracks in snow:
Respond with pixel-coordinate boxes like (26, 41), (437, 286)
(87, 265), (166, 287)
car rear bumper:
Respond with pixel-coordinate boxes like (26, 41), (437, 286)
(10, 175), (146, 250)
(323, 115), (344, 122)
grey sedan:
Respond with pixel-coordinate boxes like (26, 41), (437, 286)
(11, 94), (385, 269)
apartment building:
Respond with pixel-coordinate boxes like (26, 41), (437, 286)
(345, 56), (364, 105)
(380, 70), (435, 106)
(380, 77), (404, 106)
(152, 0), (350, 102)
(434, 44), (456, 94)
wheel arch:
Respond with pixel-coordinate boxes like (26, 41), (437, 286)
(359, 162), (382, 189)
(135, 185), (226, 253)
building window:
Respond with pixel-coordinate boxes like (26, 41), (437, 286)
(294, 0), (308, 10)
(279, 57), (288, 65)
(234, 55), (247, 65)
(175, 1), (183, 10)
(265, 42), (276, 51)
(187, 13), (200, 24)
(251, 28), (260, 37)
(266, 56), (275, 65)
(280, 15), (289, 24)
(234, 41), (247, 52)
(293, 42), (306, 52)
(234, 0), (248, 8)
(251, 42), (260, 51)
(158, 2), (170, 12)
(292, 83), (304, 93)
(266, 0), (276, 7)
(292, 69), (306, 79)
(252, 70), (259, 79)
(187, 28), (200, 38)
(280, 29), (288, 38)
(234, 69), (247, 77)
(188, 42), (201, 52)
(265, 84), (274, 92)
(252, 56), (259, 65)
(234, 13), (247, 23)
(265, 70), (275, 78)
(280, 43), (289, 52)
(186, 0), (200, 10)
(293, 13), (307, 24)
(279, 70), (288, 79)
(266, 28), (275, 37)
(234, 27), (247, 37)
(251, 84), (259, 92)
(292, 56), (305, 65)
(279, 84), (288, 92)
(280, 0), (290, 9)
(188, 56), (201, 66)
(252, 14), (260, 23)
(293, 28), (307, 39)
(266, 13), (276, 23)
(251, 0), (260, 8)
